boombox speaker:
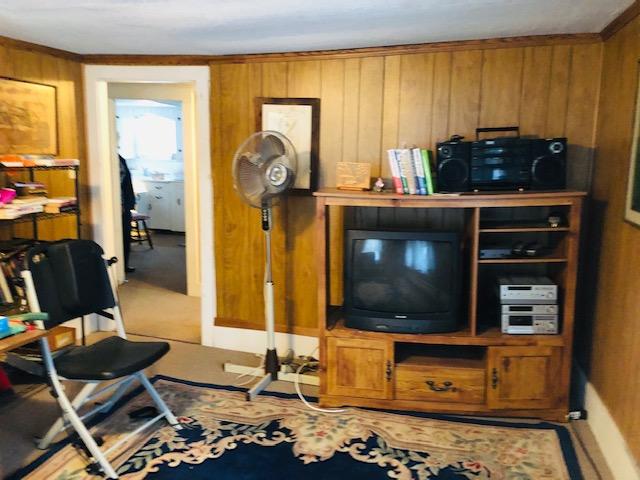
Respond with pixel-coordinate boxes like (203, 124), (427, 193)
(530, 138), (566, 189)
(436, 141), (471, 192)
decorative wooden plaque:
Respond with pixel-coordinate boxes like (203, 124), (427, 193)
(336, 162), (371, 190)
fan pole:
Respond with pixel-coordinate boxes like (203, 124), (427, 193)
(246, 207), (280, 401)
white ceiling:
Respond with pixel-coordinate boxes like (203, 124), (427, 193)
(0, 0), (633, 55)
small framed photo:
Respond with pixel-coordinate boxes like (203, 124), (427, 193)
(625, 63), (640, 228)
(256, 97), (320, 195)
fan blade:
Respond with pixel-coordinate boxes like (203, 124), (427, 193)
(235, 155), (268, 206)
(260, 134), (285, 162)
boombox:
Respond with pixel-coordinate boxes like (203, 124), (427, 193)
(436, 135), (567, 192)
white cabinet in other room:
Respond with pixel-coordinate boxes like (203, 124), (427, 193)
(172, 181), (185, 232)
(144, 181), (184, 232)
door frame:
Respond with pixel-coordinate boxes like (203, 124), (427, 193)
(84, 65), (215, 345)
(108, 82), (198, 295)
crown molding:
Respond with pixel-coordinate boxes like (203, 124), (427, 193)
(81, 33), (601, 65)
(0, 34), (81, 62)
(601, 1), (640, 41)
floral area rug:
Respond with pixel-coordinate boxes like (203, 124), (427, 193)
(11, 376), (582, 479)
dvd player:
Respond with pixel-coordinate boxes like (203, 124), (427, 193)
(498, 276), (557, 304)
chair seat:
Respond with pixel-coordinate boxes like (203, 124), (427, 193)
(131, 211), (150, 221)
(55, 336), (169, 381)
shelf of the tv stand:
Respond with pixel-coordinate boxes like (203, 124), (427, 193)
(325, 317), (565, 347)
(478, 256), (568, 264)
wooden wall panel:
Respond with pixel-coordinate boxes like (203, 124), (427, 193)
(0, 40), (86, 240)
(585, 13), (640, 461)
(357, 57), (384, 176)
(448, 50), (483, 140)
(520, 46), (552, 136)
(397, 54), (434, 148)
(479, 48), (525, 130)
(211, 40), (603, 340)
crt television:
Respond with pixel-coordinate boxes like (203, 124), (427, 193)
(343, 229), (462, 334)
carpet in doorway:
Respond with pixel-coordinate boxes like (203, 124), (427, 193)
(12, 376), (582, 479)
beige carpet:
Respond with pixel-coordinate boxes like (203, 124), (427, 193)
(0, 332), (614, 480)
(119, 232), (200, 344)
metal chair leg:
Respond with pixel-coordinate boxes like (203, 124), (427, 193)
(49, 377), (119, 478)
(38, 382), (98, 450)
(136, 372), (179, 427)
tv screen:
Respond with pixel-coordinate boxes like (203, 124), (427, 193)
(344, 230), (461, 333)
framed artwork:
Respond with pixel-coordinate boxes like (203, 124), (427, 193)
(0, 77), (58, 155)
(256, 97), (320, 194)
(626, 63), (640, 228)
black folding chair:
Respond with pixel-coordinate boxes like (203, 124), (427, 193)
(21, 240), (179, 478)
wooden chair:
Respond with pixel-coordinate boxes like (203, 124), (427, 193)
(130, 211), (153, 249)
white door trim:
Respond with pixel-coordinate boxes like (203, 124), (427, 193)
(83, 65), (215, 346)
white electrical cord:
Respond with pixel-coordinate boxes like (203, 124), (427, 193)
(232, 354), (265, 387)
(294, 347), (345, 414)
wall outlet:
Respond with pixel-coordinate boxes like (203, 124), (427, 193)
(567, 410), (588, 420)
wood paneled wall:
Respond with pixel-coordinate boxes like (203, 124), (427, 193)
(0, 40), (87, 239)
(584, 13), (640, 462)
(211, 41), (603, 336)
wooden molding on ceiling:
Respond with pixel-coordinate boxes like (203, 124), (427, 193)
(600, 0), (640, 40)
(82, 33), (601, 65)
(82, 54), (211, 65)
(0, 34), (82, 61)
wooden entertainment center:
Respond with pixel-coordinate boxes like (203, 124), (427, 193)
(314, 188), (585, 421)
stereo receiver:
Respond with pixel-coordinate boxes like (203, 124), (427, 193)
(498, 276), (557, 304)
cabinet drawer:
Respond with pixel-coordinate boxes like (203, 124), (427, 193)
(395, 365), (486, 404)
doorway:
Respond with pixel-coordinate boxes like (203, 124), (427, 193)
(110, 86), (199, 343)
(84, 65), (214, 348)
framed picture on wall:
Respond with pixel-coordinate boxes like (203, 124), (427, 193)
(256, 97), (320, 194)
(625, 64), (640, 228)
(0, 77), (58, 155)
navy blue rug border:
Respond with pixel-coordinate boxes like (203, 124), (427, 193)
(8, 374), (583, 480)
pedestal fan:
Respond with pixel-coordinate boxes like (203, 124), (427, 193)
(231, 131), (297, 400)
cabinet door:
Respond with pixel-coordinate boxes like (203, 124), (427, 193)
(146, 182), (173, 230)
(487, 346), (561, 410)
(326, 337), (392, 399)
(171, 181), (185, 232)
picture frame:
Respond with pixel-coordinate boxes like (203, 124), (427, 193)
(625, 63), (640, 228)
(0, 77), (58, 155)
(256, 97), (320, 194)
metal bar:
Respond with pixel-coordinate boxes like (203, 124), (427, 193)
(246, 373), (273, 401)
(85, 377), (133, 403)
(74, 166), (81, 239)
(102, 412), (165, 457)
(38, 382), (98, 449)
(136, 372), (179, 427)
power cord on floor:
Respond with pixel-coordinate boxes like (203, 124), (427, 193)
(232, 353), (265, 387)
(293, 347), (345, 414)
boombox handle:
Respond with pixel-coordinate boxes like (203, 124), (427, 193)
(476, 126), (520, 140)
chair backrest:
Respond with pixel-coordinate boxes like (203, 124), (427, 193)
(25, 240), (116, 329)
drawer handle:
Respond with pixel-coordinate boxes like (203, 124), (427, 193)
(425, 380), (458, 392)
(491, 368), (499, 389)
(155, 196), (163, 199)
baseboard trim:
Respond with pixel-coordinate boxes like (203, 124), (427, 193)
(575, 367), (640, 480)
